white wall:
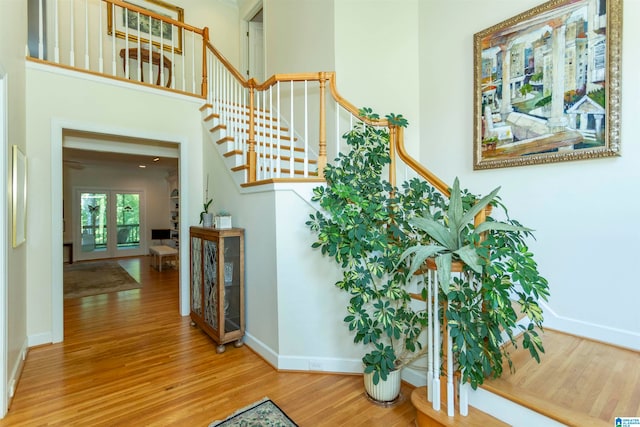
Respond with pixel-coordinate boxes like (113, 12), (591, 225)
(25, 66), (204, 344)
(264, 0), (335, 75)
(419, 1), (640, 349)
(0, 0), (28, 416)
(334, 0), (421, 158)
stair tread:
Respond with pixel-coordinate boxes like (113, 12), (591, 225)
(481, 329), (638, 426)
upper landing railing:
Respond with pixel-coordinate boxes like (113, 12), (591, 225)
(28, 0), (209, 97)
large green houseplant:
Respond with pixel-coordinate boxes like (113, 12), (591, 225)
(400, 177), (550, 389)
(306, 109), (443, 392)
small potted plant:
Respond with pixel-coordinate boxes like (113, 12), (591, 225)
(199, 199), (213, 227)
(215, 209), (232, 229)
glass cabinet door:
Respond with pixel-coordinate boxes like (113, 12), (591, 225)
(203, 239), (219, 331)
(190, 237), (202, 318)
(222, 236), (241, 334)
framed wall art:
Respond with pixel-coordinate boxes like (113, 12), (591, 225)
(12, 145), (26, 248)
(107, 0), (185, 54)
(473, 0), (622, 170)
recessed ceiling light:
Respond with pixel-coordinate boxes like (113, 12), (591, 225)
(139, 165), (147, 168)
(153, 157), (160, 162)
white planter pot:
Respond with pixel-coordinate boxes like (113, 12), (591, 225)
(363, 368), (402, 403)
(202, 213), (214, 228)
(215, 215), (232, 229)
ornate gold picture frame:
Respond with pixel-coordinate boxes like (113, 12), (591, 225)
(107, 0), (184, 54)
(473, 0), (622, 170)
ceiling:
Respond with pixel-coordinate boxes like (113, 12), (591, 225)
(62, 130), (179, 173)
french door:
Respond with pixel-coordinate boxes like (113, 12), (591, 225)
(76, 190), (145, 261)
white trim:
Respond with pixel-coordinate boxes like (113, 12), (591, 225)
(468, 386), (566, 427)
(542, 302), (640, 351)
(0, 65), (8, 418)
(51, 118), (192, 342)
(26, 60), (204, 105)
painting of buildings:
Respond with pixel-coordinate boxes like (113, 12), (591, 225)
(474, 0), (619, 169)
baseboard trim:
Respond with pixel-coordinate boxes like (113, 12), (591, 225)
(543, 304), (640, 351)
(7, 338), (28, 406)
(27, 332), (52, 348)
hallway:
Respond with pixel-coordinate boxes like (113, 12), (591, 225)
(1, 256), (416, 426)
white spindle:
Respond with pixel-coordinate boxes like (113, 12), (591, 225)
(460, 380), (469, 416)
(84, 0), (89, 69)
(269, 86), (274, 178)
(147, 16), (152, 84)
(447, 322), (454, 416)
(191, 31), (196, 94)
(38, 0), (44, 59)
(303, 80), (308, 177)
(54, 0), (60, 62)
(69, 0), (75, 66)
(124, 9), (129, 79)
(111, 3), (116, 75)
(335, 101), (340, 158)
(181, 28), (186, 92)
(276, 82), (281, 178)
(159, 21), (165, 86)
(289, 80), (294, 178)
(136, 12), (141, 82)
(170, 29), (175, 89)
(427, 268), (434, 403)
(432, 269), (441, 412)
(98, 0), (103, 73)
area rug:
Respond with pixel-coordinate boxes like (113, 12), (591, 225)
(209, 398), (298, 427)
(63, 260), (141, 298)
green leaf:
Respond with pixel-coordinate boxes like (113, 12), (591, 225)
(475, 221), (531, 235)
(400, 244), (447, 278)
(454, 244), (483, 273)
(457, 186), (500, 233)
(410, 216), (455, 249)
(435, 253), (452, 293)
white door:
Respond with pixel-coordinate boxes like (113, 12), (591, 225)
(248, 20), (264, 82)
(76, 190), (145, 261)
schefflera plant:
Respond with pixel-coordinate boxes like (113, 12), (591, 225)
(306, 108), (445, 385)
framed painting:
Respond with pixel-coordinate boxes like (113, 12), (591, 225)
(473, 0), (622, 170)
(12, 145), (26, 248)
(107, 0), (184, 54)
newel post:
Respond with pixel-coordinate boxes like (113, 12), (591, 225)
(201, 27), (209, 97)
(317, 72), (328, 178)
(247, 79), (257, 183)
(388, 125), (399, 188)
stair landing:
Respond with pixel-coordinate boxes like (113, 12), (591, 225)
(481, 329), (640, 426)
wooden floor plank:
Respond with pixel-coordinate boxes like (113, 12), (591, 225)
(1, 257), (417, 426)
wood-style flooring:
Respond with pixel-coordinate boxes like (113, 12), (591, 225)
(1, 257), (416, 426)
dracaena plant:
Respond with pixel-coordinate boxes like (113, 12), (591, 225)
(306, 108), (446, 385)
(400, 178), (550, 389)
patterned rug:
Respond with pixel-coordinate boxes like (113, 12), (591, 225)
(63, 260), (141, 298)
(209, 398), (298, 427)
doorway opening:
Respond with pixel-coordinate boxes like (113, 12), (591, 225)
(243, 4), (264, 82)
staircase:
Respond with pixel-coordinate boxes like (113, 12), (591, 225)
(200, 101), (319, 187)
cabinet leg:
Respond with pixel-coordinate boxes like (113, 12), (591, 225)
(216, 344), (226, 354)
(233, 339), (244, 348)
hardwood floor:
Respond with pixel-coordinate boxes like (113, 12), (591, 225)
(1, 257), (416, 426)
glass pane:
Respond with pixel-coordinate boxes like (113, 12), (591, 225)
(203, 240), (218, 331)
(223, 236), (241, 333)
(191, 237), (202, 317)
(80, 192), (107, 253)
(116, 193), (140, 249)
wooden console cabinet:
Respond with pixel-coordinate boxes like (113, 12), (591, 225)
(189, 226), (245, 353)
